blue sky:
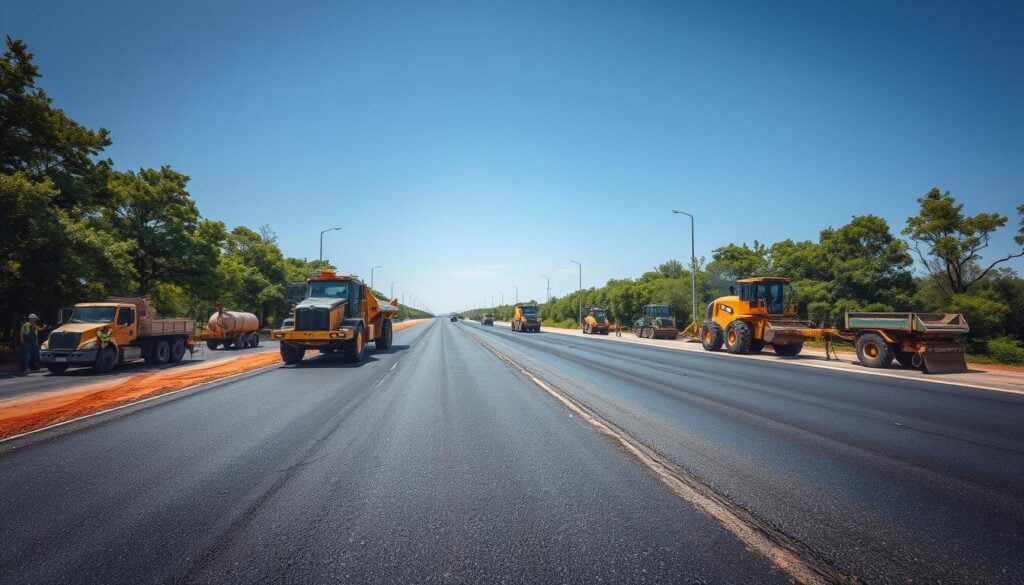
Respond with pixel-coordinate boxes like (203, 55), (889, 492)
(4, 0), (1022, 312)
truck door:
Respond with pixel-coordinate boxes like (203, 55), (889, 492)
(115, 307), (136, 345)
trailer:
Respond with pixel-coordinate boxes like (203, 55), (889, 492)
(844, 312), (969, 374)
(200, 309), (261, 350)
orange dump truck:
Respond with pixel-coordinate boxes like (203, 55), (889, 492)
(270, 269), (398, 364)
(40, 297), (194, 374)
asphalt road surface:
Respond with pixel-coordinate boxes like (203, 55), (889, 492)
(0, 339), (280, 401)
(2, 318), (1022, 584)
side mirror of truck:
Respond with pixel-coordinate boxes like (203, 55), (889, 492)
(728, 285), (735, 295)
(58, 307), (73, 325)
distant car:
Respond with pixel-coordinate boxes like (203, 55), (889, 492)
(481, 315), (494, 326)
(450, 315), (458, 322)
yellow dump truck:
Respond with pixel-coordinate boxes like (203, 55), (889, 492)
(511, 304), (541, 332)
(200, 309), (261, 350)
(40, 297), (195, 374)
(270, 269), (398, 364)
(582, 307), (610, 335)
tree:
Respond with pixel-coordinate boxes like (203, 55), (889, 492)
(706, 242), (770, 281)
(102, 167), (221, 300)
(903, 188), (1024, 296)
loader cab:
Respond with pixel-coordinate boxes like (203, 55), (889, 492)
(734, 277), (796, 316)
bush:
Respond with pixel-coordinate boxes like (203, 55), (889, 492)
(985, 337), (1024, 365)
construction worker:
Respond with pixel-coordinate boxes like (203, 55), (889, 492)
(19, 313), (44, 372)
(96, 326), (112, 349)
(614, 320), (622, 337)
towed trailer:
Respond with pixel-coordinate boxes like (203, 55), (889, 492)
(844, 312), (969, 374)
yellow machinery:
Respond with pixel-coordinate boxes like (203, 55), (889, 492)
(700, 277), (818, 356)
(582, 307), (609, 335)
(40, 297), (194, 373)
(270, 269), (398, 364)
(511, 304), (541, 332)
(634, 304), (678, 339)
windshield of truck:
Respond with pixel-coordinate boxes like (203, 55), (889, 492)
(70, 307), (117, 323)
(757, 282), (784, 314)
(647, 306), (671, 317)
(308, 281), (349, 299)
(592, 310), (606, 321)
(521, 306), (538, 316)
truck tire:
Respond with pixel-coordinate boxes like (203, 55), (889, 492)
(281, 343), (304, 365)
(773, 343), (803, 356)
(350, 326), (366, 363)
(153, 340), (171, 364)
(94, 346), (118, 373)
(206, 340), (219, 350)
(376, 320), (393, 351)
(856, 333), (894, 368)
(250, 332), (260, 348)
(725, 320), (752, 354)
(170, 338), (186, 363)
(894, 349), (917, 369)
(236, 334), (247, 349)
(700, 321), (724, 351)
(46, 363), (69, 375)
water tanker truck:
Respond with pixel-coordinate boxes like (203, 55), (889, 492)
(201, 309), (261, 350)
(40, 297), (194, 374)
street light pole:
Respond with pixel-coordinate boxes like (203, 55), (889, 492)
(540, 275), (550, 302)
(390, 281), (399, 299)
(672, 210), (698, 327)
(319, 227), (342, 265)
(370, 265), (381, 291)
(499, 291), (504, 306)
(512, 285), (518, 305)
(569, 260), (582, 327)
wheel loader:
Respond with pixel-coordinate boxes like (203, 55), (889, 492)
(699, 277), (806, 356)
(270, 269), (398, 364)
(582, 307), (610, 335)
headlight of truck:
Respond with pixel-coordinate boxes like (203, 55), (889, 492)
(81, 340), (98, 350)
(40, 340), (49, 350)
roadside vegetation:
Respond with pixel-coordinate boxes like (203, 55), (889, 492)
(466, 197), (1024, 364)
(0, 38), (428, 355)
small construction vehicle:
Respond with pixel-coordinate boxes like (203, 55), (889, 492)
(200, 309), (261, 350)
(699, 277), (970, 373)
(634, 304), (678, 339)
(511, 304), (541, 332)
(270, 269), (398, 364)
(481, 314), (495, 326)
(582, 307), (610, 335)
(40, 297), (194, 374)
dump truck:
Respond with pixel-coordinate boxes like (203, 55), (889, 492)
(200, 309), (261, 350)
(699, 276), (970, 372)
(634, 304), (678, 339)
(582, 307), (610, 335)
(511, 304), (541, 332)
(40, 297), (194, 374)
(270, 269), (398, 364)
(481, 314), (495, 326)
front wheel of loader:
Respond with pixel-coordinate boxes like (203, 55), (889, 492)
(280, 343), (304, 365)
(773, 343), (803, 357)
(856, 333), (894, 368)
(725, 320), (752, 354)
(700, 321), (724, 351)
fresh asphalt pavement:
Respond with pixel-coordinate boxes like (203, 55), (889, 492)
(0, 319), (791, 585)
(0, 339), (281, 401)
(466, 320), (1024, 584)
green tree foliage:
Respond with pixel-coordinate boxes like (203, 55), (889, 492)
(903, 188), (1024, 295)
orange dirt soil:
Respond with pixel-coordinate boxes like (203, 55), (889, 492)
(0, 319), (425, 440)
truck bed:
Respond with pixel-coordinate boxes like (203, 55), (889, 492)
(844, 312), (968, 335)
(140, 319), (195, 337)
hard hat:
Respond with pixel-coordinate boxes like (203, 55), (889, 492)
(28, 313), (39, 319)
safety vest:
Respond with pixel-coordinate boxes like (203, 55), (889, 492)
(96, 329), (111, 348)
(21, 322), (37, 343)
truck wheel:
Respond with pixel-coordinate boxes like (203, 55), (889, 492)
(856, 333), (894, 368)
(206, 340), (219, 351)
(250, 332), (260, 348)
(154, 340), (171, 364)
(725, 320), (752, 354)
(350, 327), (366, 362)
(700, 321), (724, 351)
(894, 349), (917, 369)
(46, 363), (69, 375)
(773, 343), (803, 357)
(375, 320), (393, 351)
(236, 334), (247, 349)
(94, 346), (118, 373)
(280, 343), (304, 365)
(170, 338), (186, 363)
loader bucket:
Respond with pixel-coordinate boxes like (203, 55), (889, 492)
(921, 351), (968, 374)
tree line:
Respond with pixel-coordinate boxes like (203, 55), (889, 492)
(1, 37), (427, 349)
(466, 194), (1024, 362)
